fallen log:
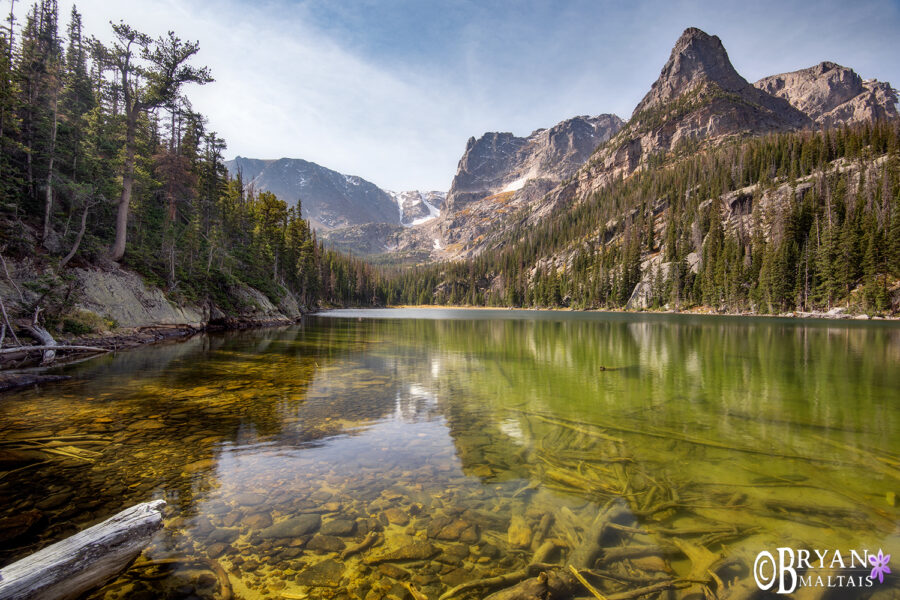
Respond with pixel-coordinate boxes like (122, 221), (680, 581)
(439, 540), (563, 600)
(24, 322), (57, 365)
(0, 500), (166, 600)
(482, 569), (577, 600)
(0, 344), (109, 356)
(569, 503), (629, 569)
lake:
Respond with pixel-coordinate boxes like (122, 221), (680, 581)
(1, 308), (898, 599)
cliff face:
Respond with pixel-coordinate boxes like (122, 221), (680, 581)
(755, 61), (899, 127)
(445, 114), (623, 213)
(400, 114), (621, 260)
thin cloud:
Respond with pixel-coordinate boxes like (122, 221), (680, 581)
(44, 0), (900, 191)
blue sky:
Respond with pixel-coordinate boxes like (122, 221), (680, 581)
(53, 0), (900, 190)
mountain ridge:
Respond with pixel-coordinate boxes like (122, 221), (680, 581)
(400, 26), (898, 266)
(225, 156), (400, 231)
(755, 61), (899, 127)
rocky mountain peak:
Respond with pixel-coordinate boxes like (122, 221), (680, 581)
(755, 62), (899, 126)
(225, 157), (399, 230)
(633, 27), (746, 116)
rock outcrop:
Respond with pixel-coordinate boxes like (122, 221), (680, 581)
(755, 62), (899, 127)
(225, 157), (399, 230)
(0, 257), (303, 352)
(445, 114), (623, 212)
(319, 222), (408, 256)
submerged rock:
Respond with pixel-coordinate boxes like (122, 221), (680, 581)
(206, 542), (229, 558)
(383, 507), (410, 526)
(243, 511), (273, 529)
(307, 534), (346, 553)
(364, 536), (439, 565)
(260, 514), (321, 539)
(207, 527), (240, 544)
(233, 492), (266, 506)
(321, 518), (356, 537)
(295, 558), (344, 587)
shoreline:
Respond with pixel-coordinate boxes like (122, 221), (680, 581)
(0, 317), (303, 394)
(384, 304), (899, 322)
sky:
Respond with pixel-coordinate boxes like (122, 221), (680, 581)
(37, 0), (900, 191)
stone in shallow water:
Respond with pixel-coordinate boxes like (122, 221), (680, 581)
(206, 542), (228, 558)
(244, 511), (273, 529)
(183, 458), (215, 473)
(279, 546), (303, 559)
(206, 527), (240, 544)
(233, 492), (267, 506)
(260, 513), (321, 539)
(296, 558), (343, 587)
(320, 518), (356, 537)
(378, 563), (411, 579)
(383, 507), (409, 526)
(364, 536), (439, 565)
(307, 534), (346, 553)
(441, 567), (471, 587)
(36, 491), (71, 510)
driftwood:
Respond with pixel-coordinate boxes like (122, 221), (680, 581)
(0, 344), (108, 356)
(339, 531), (380, 560)
(405, 582), (430, 600)
(482, 569), (576, 600)
(569, 503), (629, 569)
(25, 309), (57, 365)
(0, 500), (166, 600)
(438, 540), (561, 600)
(568, 566), (606, 600)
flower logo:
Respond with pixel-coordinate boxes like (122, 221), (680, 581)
(870, 549), (891, 584)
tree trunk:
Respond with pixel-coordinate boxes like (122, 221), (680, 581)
(109, 109), (137, 262)
(58, 199), (92, 269)
(42, 92), (59, 247)
(25, 322), (57, 364)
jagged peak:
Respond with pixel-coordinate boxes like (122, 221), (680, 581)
(633, 27), (747, 117)
(672, 27), (720, 53)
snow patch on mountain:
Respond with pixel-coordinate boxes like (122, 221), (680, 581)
(388, 190), (446, 227)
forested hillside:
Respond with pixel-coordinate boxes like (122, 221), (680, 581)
(0, 1), (380, 333)
(382, 122), (900, 315)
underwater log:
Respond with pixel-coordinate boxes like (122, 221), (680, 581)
(0, 500), (166, 600)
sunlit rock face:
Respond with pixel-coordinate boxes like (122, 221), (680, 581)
(755, 61), (899, 127)
(445, 114), (624, 213)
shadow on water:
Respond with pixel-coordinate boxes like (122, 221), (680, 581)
(0, 310), (897, 599)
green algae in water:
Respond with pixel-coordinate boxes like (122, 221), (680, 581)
(0, 310), (898, 599)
